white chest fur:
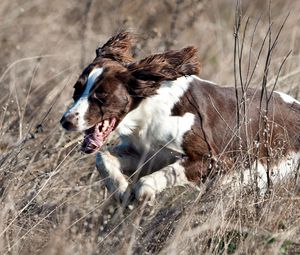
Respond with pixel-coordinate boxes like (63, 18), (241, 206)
(117, 76), (195, 153)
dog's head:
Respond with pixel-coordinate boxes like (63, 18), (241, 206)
(60, 32), (200, 153)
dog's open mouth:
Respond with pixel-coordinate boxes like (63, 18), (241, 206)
(81, 117), (117, 154)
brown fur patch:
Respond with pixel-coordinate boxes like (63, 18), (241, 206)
(96, 31), (135, 63)
(171, 79), (300, 183)
(128, 46), (200, 81)
(127, 46), (201, 97)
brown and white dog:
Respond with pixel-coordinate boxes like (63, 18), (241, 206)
(61, 32), (300, 203)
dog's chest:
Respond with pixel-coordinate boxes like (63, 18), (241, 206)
(117, 77), (195, 153)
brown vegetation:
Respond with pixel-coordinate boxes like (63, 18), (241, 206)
(1, 0), (300, 254)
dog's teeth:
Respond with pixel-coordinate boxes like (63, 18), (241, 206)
(103, 120), (109, 131)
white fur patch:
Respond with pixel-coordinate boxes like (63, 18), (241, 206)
(64, 68), (103, 130)
(275, 91), (300, 105)
(117, 76), (195, 153)
(192, 75), (216, 85)
(224, 152), (300, 193)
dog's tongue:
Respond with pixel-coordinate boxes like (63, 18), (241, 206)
(81, 118), (116, 154)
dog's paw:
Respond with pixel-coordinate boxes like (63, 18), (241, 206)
(133, 178), (156, 205)
(113, 189), (126, 204)
(114, 187), (134, 206)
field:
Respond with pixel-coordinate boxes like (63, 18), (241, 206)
(1, 0), (300, 254)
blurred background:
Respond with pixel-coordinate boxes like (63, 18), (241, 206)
(1, 0), (300, 254)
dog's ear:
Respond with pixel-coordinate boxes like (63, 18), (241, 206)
(96, 31), (135, 63)
(127, 47), (200, 97)
(128, 46), (200, 82)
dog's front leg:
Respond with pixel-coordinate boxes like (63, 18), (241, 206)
(96, 149), (138, 203)
(133, 160), (193, 202)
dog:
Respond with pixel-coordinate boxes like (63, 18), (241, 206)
(61, 32), (300, 203)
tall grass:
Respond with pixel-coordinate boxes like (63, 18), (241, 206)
(0, 0), (300, 254)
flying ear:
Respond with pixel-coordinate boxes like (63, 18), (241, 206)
(128, 46), (200, 82)
(96, 31), (135, 63)
(126, 46), (201, 97)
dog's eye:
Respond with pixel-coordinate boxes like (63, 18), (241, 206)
(92, 93), (108, 104)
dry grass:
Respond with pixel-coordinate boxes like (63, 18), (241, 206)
(1, 0), (300, 254)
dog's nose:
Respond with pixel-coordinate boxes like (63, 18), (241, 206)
(60, 115), (77, 131)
